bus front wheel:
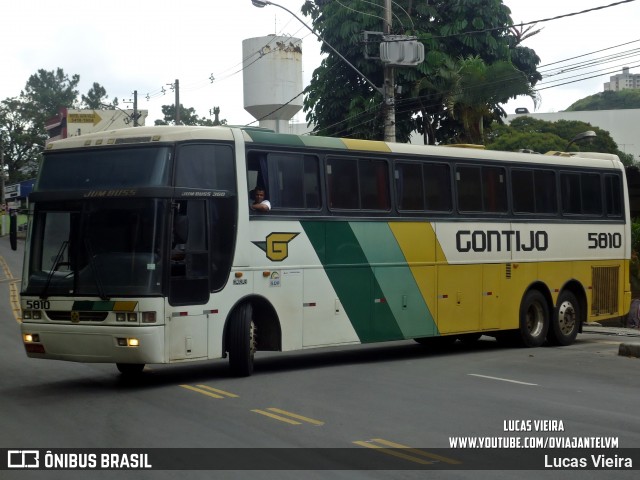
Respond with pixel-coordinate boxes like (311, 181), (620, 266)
(547, 291), (580, 346)
(517, 290), (549, 347)
(228, 303), (257, 377)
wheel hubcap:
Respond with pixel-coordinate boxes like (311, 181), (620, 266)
(526, 302), (545, 337)
(557, 301), (576, 335)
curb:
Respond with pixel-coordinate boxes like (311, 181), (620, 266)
(619, 343), (640, 358)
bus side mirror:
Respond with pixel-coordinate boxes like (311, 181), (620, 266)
(9, 211), (17, 251)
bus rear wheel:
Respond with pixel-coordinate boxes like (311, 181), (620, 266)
(547, 291), (580, 346)
(516, 290), (549, 347)
(116, 363), (145, 375)
(228, 303), (257, 377)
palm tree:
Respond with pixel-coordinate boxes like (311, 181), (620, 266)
(445, 55), (539, 144)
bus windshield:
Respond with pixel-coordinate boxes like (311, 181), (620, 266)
(24, 199), (166, 298)
(36, 146), (172, 190)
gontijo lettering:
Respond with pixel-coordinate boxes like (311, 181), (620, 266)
(456, 230), (548, 252)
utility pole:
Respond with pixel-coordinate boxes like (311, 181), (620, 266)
(383, 0), (395, 143)
(133, 90), (139, 127)
(0, 147), (4, 211)
(174, 79), (180, 125)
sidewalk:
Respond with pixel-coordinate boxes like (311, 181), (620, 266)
(583, 322), (640, 358)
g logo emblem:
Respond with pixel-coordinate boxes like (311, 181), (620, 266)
(253, 232), (299, 262)
(70, 311), (80, 323)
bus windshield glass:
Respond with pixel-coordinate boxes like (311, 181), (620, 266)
(23, 199), (166, 298)
(36, 146), (172, 190)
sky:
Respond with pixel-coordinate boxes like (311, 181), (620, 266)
(1, 0), (639, 127)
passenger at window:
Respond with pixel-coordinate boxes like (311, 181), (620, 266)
(250, 188), (271, 212)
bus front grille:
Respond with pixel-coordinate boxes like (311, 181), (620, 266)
(591, 266), (619, 316)
(47, 311), (109, 322)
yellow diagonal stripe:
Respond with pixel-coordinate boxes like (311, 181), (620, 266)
(266, 408), (324, 426)
(352, 441), (433, 465)
(196, 385), (239, 398)
(179, 385), (224, 399)
(251, 409), (302, 425)
(371, 438), (461, 465)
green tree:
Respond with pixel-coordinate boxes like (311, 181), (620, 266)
(154, 104), (225, 126)
(444, 55), (538, 143)
(566, 90), (640, 111)
(81, 82), (119, 109)
(1, 68), (118, 184)
(486, 116), (634, 165)
(21, 68), (80, 126)
(0, 98), (45, 182)
(301, 0), (541, 143)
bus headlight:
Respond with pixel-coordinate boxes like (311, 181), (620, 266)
(116, 337), (140, 347)
(24, 333), (40, 343)
(141, 312), (156, 323)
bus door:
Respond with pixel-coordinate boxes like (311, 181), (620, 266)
(167, 200), (210, 361)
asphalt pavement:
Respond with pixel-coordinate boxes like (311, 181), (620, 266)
(583, 322), (640, 358)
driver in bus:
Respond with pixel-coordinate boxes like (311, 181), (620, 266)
(250, 187), (271, 212)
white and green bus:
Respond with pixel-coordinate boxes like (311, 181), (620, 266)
(20, 125), (631, 376)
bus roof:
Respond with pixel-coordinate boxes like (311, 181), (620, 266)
(44, 125), (623, 170)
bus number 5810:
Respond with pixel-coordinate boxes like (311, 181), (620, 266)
(587, 232), (622, 249)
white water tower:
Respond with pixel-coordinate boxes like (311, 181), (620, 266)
(242, 35), (303, 133)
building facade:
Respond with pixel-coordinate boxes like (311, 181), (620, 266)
(604, 67), (640, 92)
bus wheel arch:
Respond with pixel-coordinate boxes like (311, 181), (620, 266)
(516, 284), (552, 347)
(548, 281), (585, 346)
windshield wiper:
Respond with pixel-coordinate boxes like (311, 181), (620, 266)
(84, 238), (109, 301)
(40, 240), (69, 300)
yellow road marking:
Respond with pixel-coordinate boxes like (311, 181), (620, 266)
(264, 407), (324, 425)
(370, 438), (461, 464)
(251, 409), (302, 425)
(0, 256), (14, 280)
(0, 256), (21, 323)
(195, 385), (239, 398)
(179, 384), (225, 399)
(352, 440), (433, 465)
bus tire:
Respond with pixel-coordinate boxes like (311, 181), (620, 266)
(228, 303), (256, 377)
(116, 363), (145, 375)
(517, 290), (549, 347)
(547, 291), (580, 346)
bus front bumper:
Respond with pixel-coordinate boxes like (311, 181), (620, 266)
(20, 323), (165, 364)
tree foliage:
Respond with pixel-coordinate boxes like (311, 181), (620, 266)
(486, 116), (634, 165)
(154, 104), (226, 126)
(21, 68), (80, 127)
(81, 82), (119, 110)
(301, 0), (541, 143)
(0, 69), (119, 184)
(566, 90), (640, 111)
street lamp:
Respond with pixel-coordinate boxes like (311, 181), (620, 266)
(565, 130), (596, 151)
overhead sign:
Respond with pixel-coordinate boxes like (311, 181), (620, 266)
(4, 184), (20, 199)
(68, 111), (103, 126)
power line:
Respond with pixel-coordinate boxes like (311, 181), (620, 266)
(428, 0), (637, 40)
